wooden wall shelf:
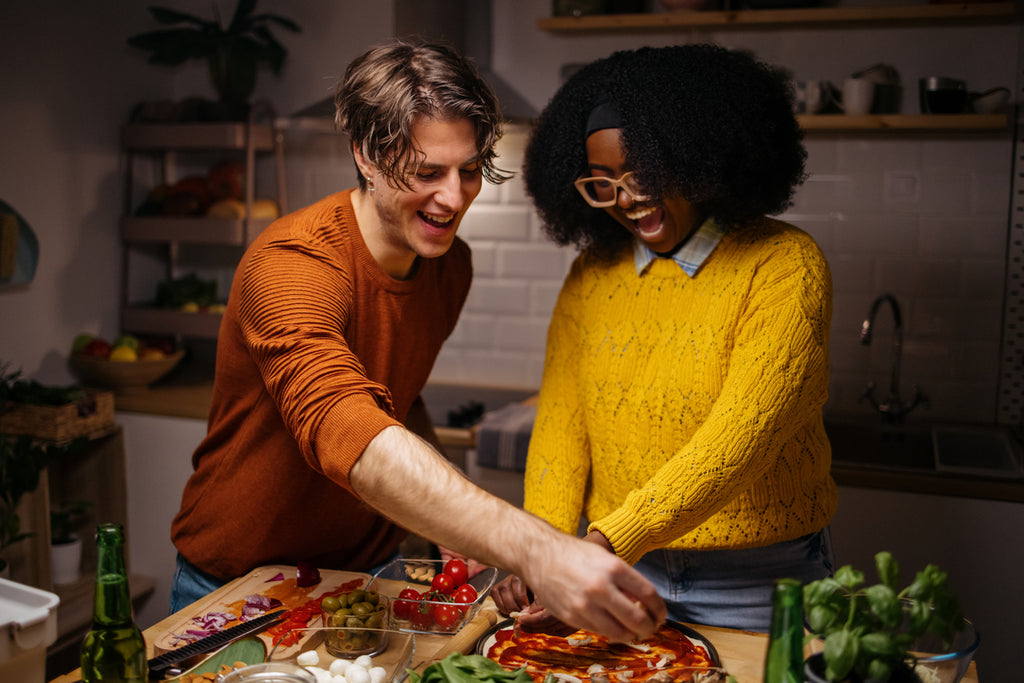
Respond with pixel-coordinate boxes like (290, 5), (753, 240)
(797, 112), (1009, 132)
(537, 2), (1017, 32)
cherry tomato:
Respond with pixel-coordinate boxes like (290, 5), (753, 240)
(431, 572), (456, 595)
(394, 588), (420, 619)
(433, 603), (461, 631)
(453, 583), (478, 605)
(443, 559), (469, 587)
(410, 601), (434, 630)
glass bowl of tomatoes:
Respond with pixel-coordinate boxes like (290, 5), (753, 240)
(368, 558), (498, 635)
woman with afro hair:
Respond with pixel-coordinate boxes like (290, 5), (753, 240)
(492, 44), (838, 633)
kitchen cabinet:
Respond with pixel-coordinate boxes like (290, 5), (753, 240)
(537, 1), (1016, 133)
(8, 427), (155, 676)
(119, 101), (287, 340)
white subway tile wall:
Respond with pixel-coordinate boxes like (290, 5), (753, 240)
(283, 123), (1011, 424)
(428, 124), (1012, 425)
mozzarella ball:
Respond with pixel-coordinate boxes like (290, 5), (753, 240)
(346, 664), (371, 683)
(297, 650), (320, 667)
(329, 658), (352, 676)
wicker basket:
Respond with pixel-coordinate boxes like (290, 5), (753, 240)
(0, 390), (115, 443)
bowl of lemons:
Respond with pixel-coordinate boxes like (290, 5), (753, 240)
(70, 334), (184, 393)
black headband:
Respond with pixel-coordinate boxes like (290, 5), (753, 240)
(585, 97), (622, 138)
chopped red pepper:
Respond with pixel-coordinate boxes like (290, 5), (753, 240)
(266, 577), (364, 646)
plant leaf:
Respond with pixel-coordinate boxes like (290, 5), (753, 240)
(865, 658), (893, 683)
(865, 584), (901, 629)
(147, 6), (218, 30)
(823, 630), (858, 682)
(875, 551), (898, 589)
(834, 565), (865, 591)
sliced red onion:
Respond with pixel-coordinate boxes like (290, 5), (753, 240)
(296, 561), (321, 587)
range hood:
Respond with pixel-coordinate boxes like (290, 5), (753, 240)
(286, 0), (537, 128)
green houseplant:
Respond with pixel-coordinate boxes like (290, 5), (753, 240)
(50, 499), (92, 546)
(49, 499), (92, 585)
(1, 365), (87, 574)
(803, 551), (971, 683)
(127, 0), (301, 120)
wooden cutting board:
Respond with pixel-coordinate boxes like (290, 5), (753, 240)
(152, 564), (371, 655)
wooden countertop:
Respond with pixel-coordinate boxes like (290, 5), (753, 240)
(46, 565), (980, 683)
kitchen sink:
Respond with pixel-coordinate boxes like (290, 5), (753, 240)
(421, 382), (537, 429)
(826, 417), (1024, 479)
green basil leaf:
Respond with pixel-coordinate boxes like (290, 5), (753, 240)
(824, 629), (858, 681)
(875, 551), (898, 589)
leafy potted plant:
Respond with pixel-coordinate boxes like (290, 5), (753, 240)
(0, 434), (66, 576)
(49, 499), (92, 585)
(1, 365), (88, 577)
(126, 0), (301, 121)
(803, 551), (978, 683)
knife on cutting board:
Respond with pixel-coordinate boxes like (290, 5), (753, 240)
(147, 609), (286, 679)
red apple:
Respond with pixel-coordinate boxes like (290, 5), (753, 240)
(80, 338), (111, 358)
(207, 160), (245, 201)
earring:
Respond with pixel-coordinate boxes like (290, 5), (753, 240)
(367, 179), (375, 194)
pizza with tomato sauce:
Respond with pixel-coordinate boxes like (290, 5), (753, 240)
(482, 621), (723, 683)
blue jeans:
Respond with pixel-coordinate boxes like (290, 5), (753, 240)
(168, 552), (403, 615)
(635, 528), (835, 633)
(170, 553), (228, 614)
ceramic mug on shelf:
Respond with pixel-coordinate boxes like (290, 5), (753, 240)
(842, 77), (875, 115)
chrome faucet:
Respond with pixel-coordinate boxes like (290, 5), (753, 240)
(859, 293), (928, 423)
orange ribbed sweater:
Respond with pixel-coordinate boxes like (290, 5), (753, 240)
(172, 190), (472, 580)
(524, 218), (838, 566)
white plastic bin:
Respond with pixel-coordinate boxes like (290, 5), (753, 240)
(0, 577), (60, 683)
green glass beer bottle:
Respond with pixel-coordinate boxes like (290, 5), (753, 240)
(80, 523), (147, 683)
(763, 578), (805, 683)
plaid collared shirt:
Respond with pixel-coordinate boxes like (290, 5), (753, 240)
(633, 219), (725, 277)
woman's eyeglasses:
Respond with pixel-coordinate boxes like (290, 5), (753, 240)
(574, 172), (651, 208)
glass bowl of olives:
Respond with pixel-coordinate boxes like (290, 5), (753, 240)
(319, 589), (390, 657)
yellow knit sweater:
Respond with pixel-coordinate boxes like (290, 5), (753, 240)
(524, 218), (838, 566)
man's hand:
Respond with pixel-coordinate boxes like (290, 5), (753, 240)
(491, 529), (657, 641)
(519, 536), (665, 643)
(348, 426), (665, 643)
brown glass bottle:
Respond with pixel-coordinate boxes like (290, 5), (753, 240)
(80, 523), (147, 682)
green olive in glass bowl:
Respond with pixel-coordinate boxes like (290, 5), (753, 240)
(319, 590), (390, 657)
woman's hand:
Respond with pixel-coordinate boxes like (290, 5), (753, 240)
(491, 573), (532, 616)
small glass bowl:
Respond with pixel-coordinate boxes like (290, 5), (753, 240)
(220, 662), (316, 683)
(369, 559), (498, 635)
(908, 616), (980, 683)
(266, 627), (414, 683)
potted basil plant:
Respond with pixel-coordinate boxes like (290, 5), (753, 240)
(803, 551), (975, 683)
(50, 499), (92, 585)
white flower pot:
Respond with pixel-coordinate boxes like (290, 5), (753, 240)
(50, 535), (82, 585)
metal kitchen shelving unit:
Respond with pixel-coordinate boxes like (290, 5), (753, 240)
(119, 101), (287, 340)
